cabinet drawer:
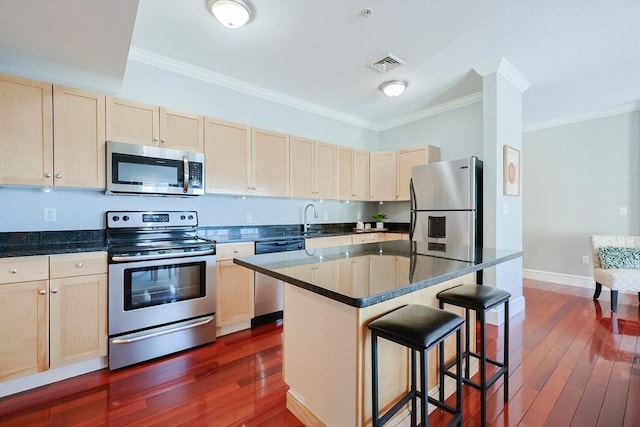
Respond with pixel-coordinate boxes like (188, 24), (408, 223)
(0, 256), (49, 284)
(216, 242), (255, 261)
(351, 233), (385, 244)
(49, 252), (107, 278)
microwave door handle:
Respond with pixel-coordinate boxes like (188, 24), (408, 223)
(183, 156), (189, 193)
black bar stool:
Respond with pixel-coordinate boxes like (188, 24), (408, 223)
(368, 304), (464, 427)
(436, 285), (511, 427)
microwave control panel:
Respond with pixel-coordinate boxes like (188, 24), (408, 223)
(189, 162), (203, 188)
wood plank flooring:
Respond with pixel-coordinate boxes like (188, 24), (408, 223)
(1, 280), (638, 426)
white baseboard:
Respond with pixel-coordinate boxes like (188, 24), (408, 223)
(486, 295), (526, 326)
(523, 269), (594, 289)
(0, 357), (107, 398)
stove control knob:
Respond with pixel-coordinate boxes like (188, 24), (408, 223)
(112, 215), (120, 222)
(122, 215), (130, 222)
(188, 215), (194, 220)
(180, 215), (186, 220)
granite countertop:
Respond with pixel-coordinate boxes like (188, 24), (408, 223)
(234, 240), (522, 308)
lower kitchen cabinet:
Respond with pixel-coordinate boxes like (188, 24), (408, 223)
(216, 242), (255, 336)
(0, 252), (107, 382)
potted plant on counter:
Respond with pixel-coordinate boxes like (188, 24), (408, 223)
(372, 213), (387, 230)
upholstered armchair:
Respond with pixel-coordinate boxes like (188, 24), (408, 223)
(590, 235), (640, 312)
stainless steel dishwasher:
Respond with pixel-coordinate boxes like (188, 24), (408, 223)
(252, 238), (305, 327)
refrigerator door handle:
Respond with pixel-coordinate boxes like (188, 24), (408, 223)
(409, 178), (416, 240)
(409, 178), (417, 212)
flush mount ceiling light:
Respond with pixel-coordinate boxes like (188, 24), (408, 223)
(379, 80), (408, 97)
(206, 0), (252, 29)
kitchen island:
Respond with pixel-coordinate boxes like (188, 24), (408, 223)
(234, 240), (521, 427)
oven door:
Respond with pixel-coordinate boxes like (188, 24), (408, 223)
(108, 254), (216, 336)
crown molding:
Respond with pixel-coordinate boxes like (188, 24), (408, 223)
(128, 47), (379, 130)
(474, 57), (531, 93)
(524, 101), (640, 132)
(376, 92), (483, 131)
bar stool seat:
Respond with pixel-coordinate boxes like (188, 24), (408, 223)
(437, 285), (511, 427)
(368, 304), (464, 427)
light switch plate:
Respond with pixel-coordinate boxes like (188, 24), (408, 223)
(44, 207), (56, 222)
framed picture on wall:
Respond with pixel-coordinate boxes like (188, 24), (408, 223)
(503, 145), (520, 196)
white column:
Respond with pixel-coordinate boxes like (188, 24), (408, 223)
(474, 58), (530, 324)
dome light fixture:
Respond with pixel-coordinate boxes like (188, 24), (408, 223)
(379, 79), (408, 97)
(207, 0), (252, 29)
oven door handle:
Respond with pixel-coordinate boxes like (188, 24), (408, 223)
(111, 316), (215, 344)
(111, 248), (215, 262)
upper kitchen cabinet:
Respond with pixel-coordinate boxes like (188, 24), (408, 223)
(338, 147), (369, 201)
(52, 85), (105, 189)
(290, 136), (337, 199)
(106, 97), (204, 152)
(251, 128), (289, 197)
(396, 145), (440, 201)
(204, 117), (251, 195)
(0, 74), (53, 186)
(369, 151), (397, 201)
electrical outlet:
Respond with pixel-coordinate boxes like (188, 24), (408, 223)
(323, 212), (329, 221)
(582, 256), (589, 264)
(619, 207), (628, 216)
(44, 207), (56, 222)
(357, 211), (362, 220)
(246, 212), (253, 223)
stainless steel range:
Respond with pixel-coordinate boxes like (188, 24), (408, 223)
(106, 210), (216, 370)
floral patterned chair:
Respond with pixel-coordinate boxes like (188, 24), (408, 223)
(590, 235), (640, 312)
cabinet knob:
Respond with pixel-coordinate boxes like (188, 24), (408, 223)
(38, 289), (47, 295)
(9, 268), (17, 274)
(51, 288), (59, 294)
(153, 137), (159, 142)
(45, 173), (52, 178)
(161, 138), (165, 143)
(233, 249), (239, 253)
(76, 261), (84, 268)
(55, 173), (63, 179)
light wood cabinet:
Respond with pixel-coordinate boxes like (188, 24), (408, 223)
(53, 85), (105, 188)
(216, 242), (255, 335)
(106, 97), (204, 151)
(0, 252), (107, 382)
(251, 128), (289, 197)
(384, 232), (409, 241)
(338, 147), (369, 201)
(290, 137), (337, 199)
(305, 235), (353, 249)
(396, 145), (440, 201)
(0, 73), (53, 186)
(369, 151), (397, 201)
(352, 233), (385, 244)
(204, 117), (251, 194)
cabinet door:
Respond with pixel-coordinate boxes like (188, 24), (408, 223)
(106, 97), (159, 146)
(0, 280), (49, 381)
(252, 128), (289, 197)
(353, 149), (370, 201)
(369, 255), (396, 295)
(159, 107), (204, 152)
(369, 151), (396, 201)
(315, 141), (337, 199)
(216, 261), (255, 326)
(396, 145), (440, 201)
(289, 135), (314, 198)
(49, 274), (107, 368)
(0, 74), (53, 186)
(337, 147), (354, 200)
(204, 117), (251, 194)
(53, 86), (105, 189)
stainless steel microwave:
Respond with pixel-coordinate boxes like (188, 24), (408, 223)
(106, 141), (205, 196)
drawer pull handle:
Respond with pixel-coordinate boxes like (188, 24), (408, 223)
(76, 261), (84, 268)
(38, 290), (47, 295)
(51, 288), (59, 294)
(9, 268), (17, 274)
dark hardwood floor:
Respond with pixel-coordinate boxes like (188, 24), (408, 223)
(1, 280), (638, 426)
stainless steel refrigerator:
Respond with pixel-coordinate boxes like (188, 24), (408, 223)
(410, 156), (483, 261)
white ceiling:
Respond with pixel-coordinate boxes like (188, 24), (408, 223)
(1, 0), (639, 131)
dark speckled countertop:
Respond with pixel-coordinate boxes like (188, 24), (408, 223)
(234, 240), (522, 308)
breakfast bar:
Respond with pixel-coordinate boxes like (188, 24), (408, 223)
(234, 240), (522, 426)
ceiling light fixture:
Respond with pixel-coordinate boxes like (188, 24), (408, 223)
(379, 80), (408, 97)
(206, 0), (252, 29)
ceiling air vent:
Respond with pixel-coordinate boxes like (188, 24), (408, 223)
(368, 54), (405, 73)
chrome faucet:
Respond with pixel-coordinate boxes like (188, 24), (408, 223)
(303, 203), (319, 233)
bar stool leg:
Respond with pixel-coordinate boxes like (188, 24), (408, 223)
(438, 301), (446, 403)
(420, 350), (428, 427)
(479, 310), (487, 427)
(456, 328), (463, 427)
(504, 301), (509, 402)
(411, 349), (417, 427)
(371, 332), (380, 427)
(465, 307), (470, 379)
